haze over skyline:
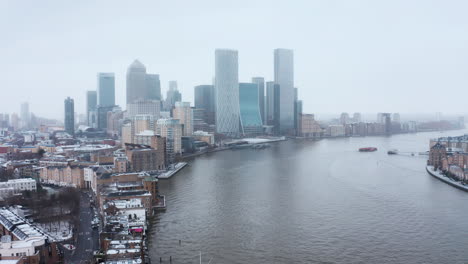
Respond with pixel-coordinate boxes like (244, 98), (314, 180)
(1, 0), (468, 119)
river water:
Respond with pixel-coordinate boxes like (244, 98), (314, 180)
(149, 130), (468, 264)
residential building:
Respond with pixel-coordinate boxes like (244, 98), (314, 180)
(125, 143), (166, 171)
(300, 114), (323, 137)
(173, 102), (193, 136)
(127, 99), (160, 118)
(156, 119), (182, 162)
(215, 49), (239, 136)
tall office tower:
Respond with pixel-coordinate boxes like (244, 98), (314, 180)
(239, 83), (263, 135)
(215, 49), (239, 136)
(382, 113), (392, 134)
(377, 113), (384, 123)
(252, 77), (265, 125)
(165, 81), (182, 111)
(20, 102), (30, 129)
(156, 118), (183, 163)
(97, 106), (120, 130)
(294, 87), (299, 133)
(266, 81), (280, 133)
(127, 100), (161, 118)
(127, 60), (147, 104)
(353, 113), (362, 123)
(86, 91), (97, 126)
(146, 74), (161, 101)
(274, 48), (294, 134)
(3, 114), (9, 128)
(296, 100), (303, 134)
(194, 85), (215, 124)
(173, 102), (193, 136)
(97, 73), (115, 107)
(340, 113), (350, 125)
(392, 113), (401, 123)
(11, 113), (19, 131)
(64, 97), (75, 136)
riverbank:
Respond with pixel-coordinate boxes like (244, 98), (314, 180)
(426, 166), (468, 192)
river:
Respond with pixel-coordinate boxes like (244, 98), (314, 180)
(149, 130), (468, 264)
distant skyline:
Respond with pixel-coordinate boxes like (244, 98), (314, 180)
(1, 0), (468, 119)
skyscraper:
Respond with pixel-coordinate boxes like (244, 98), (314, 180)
(239, 83), (263, 135)
(97, 73), (115, 107)
(266, 81), (280, 134)
(194, 85), (215, 125)
(126, 60), (147, 104)
(86, 91), (97, 126)
(64, 97), (75, 136)
(127, 100), (161, 118)
(274, 48), (294, 134)
(252, 77), (265, 125)
(165, 81), (182, 111)
(215, 49), (239, 136)
(20, 102), (29, 129)
(146, 74), (161, 101)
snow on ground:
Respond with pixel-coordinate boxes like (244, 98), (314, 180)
(37, 220), (73, 241)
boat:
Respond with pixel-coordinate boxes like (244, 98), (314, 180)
(359, 147), (377, 152)
(387, 149), (398, 155)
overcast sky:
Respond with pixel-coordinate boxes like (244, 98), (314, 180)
(1, 0), (467, 120)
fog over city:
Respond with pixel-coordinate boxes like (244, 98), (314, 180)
(1, 0), (468, 119)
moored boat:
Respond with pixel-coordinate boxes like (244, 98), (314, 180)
(359, 147), (377, 152)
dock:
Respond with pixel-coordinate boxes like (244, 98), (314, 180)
(158, 162), (188, 179)
(426, 166), (468, 192)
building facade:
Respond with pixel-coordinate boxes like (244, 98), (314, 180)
(274, 48), (294, 134)
(194, 85), (215, 125)
(97, 73), (115, 107)
(239, 83), (263, 135)
(64, 97), (74, 136)
(215, 49), (239, 136)
(251, 77), (265, 125)
(173, 102), (193, 136)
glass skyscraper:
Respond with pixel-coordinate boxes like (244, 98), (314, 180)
(97, 73), (115, 107)
(64, 97), (75, 136)
(239, 83), (263, 135)
(146, 74), (161, 101)
(251, 77), (265, 125)
(127, 60), (147, 104)
(274, 48), (294, 134)
(266, 81), (280, 134)
(194, 85), (215, 125)
(215, 49), (239, 136)
(86, 90), (97, 126)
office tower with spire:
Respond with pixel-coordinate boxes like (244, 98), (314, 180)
(126, 60), (148, 104)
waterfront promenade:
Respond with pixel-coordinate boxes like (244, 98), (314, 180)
(426, 166), (468, 192)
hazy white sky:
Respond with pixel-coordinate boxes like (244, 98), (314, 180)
(1, 0), (467, 120)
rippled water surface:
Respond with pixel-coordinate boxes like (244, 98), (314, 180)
(149, 130), (468, 264)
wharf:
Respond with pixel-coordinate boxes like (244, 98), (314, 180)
(426, 166), (468, 192)
(158, 162), (187, 179)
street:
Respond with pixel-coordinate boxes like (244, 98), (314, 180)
(63, 191), (100, 264)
